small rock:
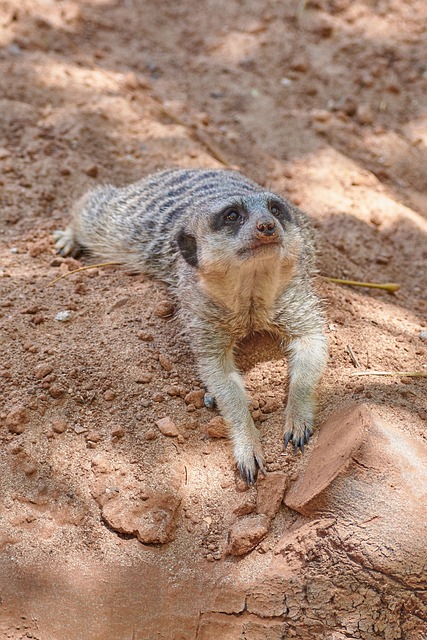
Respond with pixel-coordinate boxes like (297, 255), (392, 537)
(7, 43), (22, 56)
(55, 310), (73, 322)
(152, 393), (164, 402)
(184, 389), (206, 409)
(370, 212), (382, 226)
(122, 71), (139, 89)
(138, 331), (154, 342)
(233, 499), (257, 517)
(228, 514), (270, 556)
(159, 354), (173, 371)
(86, 431), (102, 443)
(256, 472), (288, 518)
(134, 372), (152, 384)
(6, 405), (29, 434)
(112, 426), (125, 439)
(85, 164), (98, 178)
(103, 390), (116, 401)
(49, 384), (64, 398)
(109, 297), (130, 311)
(166, 385), (186, 398)
(206, 416), (228, 438)
(155, 300), (175, 318)
(290, 57), (308, 72)
(73, 423), (87, 434)
(34, 364), (54, 380)
(23, 461), (37, 476)
(144, 429), (157, 441)
(261, 397), (280, 414)
(419, 331), (427, 340)
(356, 104), (374, 125)
(101, 490), (182, 544)
(156, 417), (179, 437)
(311, 109), (331, 123)
(52, 420), (67, 433)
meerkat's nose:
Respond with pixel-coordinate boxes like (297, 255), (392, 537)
(256, 219), (277, 237)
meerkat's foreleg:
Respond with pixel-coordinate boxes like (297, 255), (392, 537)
(196, 333), (265, 484)
(283, 333), (327, 451)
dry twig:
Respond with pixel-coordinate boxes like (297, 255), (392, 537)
(324, 277), (400, 293)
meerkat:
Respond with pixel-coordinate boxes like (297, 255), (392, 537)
(54, 169), (327, 484)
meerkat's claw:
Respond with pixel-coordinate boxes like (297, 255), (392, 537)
(236, 442), (266, 485)
(53, 228), (80, 257)
(284, 426), (312, 453)
(203, 393), (216, 409)
(238, 453), (265, 485)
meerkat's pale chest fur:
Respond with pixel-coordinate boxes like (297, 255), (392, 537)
(54, 168), (327, 483)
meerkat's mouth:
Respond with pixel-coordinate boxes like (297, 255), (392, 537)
(238, 241), (281, 257)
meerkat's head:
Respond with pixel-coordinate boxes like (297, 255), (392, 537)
(175, 191), (303, 276)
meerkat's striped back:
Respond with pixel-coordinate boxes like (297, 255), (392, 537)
(70, 169), (265, 283)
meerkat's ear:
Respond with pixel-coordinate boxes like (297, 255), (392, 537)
(176, 229), (198, 268)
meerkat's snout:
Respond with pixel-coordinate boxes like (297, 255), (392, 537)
(255, 217), (277, 240)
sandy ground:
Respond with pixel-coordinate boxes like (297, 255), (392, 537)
(0, 0), (426, 638)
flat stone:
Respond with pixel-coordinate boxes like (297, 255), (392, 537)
(228, 513), (270, 556)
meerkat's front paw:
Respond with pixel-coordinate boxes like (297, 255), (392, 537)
(284, 408), (313, 453)
(53, 228), (80, 257)
(234, 438), (266, 485)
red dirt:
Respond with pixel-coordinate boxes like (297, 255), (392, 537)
(0, 0), (426, 638)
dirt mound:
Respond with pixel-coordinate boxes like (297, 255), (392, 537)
(0, 0), (426, 638)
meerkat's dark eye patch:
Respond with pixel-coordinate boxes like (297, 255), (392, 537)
(268, 199), (292, 223)
(210, 204), (246, 232)
(176, 229), (198, 267)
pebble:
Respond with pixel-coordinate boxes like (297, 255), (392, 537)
(6, 405), (29, 434)
(159, 354), (174, 371)
(152, 393), (164, 403)
(23, 461), (37, 476)
(206, 416), (228, 439)
(227, 514), (270, 556)
(356, 104), (374, 125)
(55, 310), (73, 322)
(104, 390), (116, 401)
(52, 420), (67, 433)
(134, 372), (152, 384)
(155, 300), (175, 318)
(73, 423), (87, 434)
(256, 472), (288, 518)
(184, 389), (206, 409)
(138, 331), (154, 342)
(100, 489), (181, 544)
(34, 364), (54, 380)
(85, 164), (98, 178)
(144, 429), (157, 441)
(166, 385), (187, 398)
(419, 331), (427, 340)
(86, 431), (102, 443)
(49, 384), (64, 399)
(156, 417), (179, 437)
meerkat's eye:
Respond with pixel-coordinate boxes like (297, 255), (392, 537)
(269, 202), (284, 218)
(224, 209), (241, 223)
